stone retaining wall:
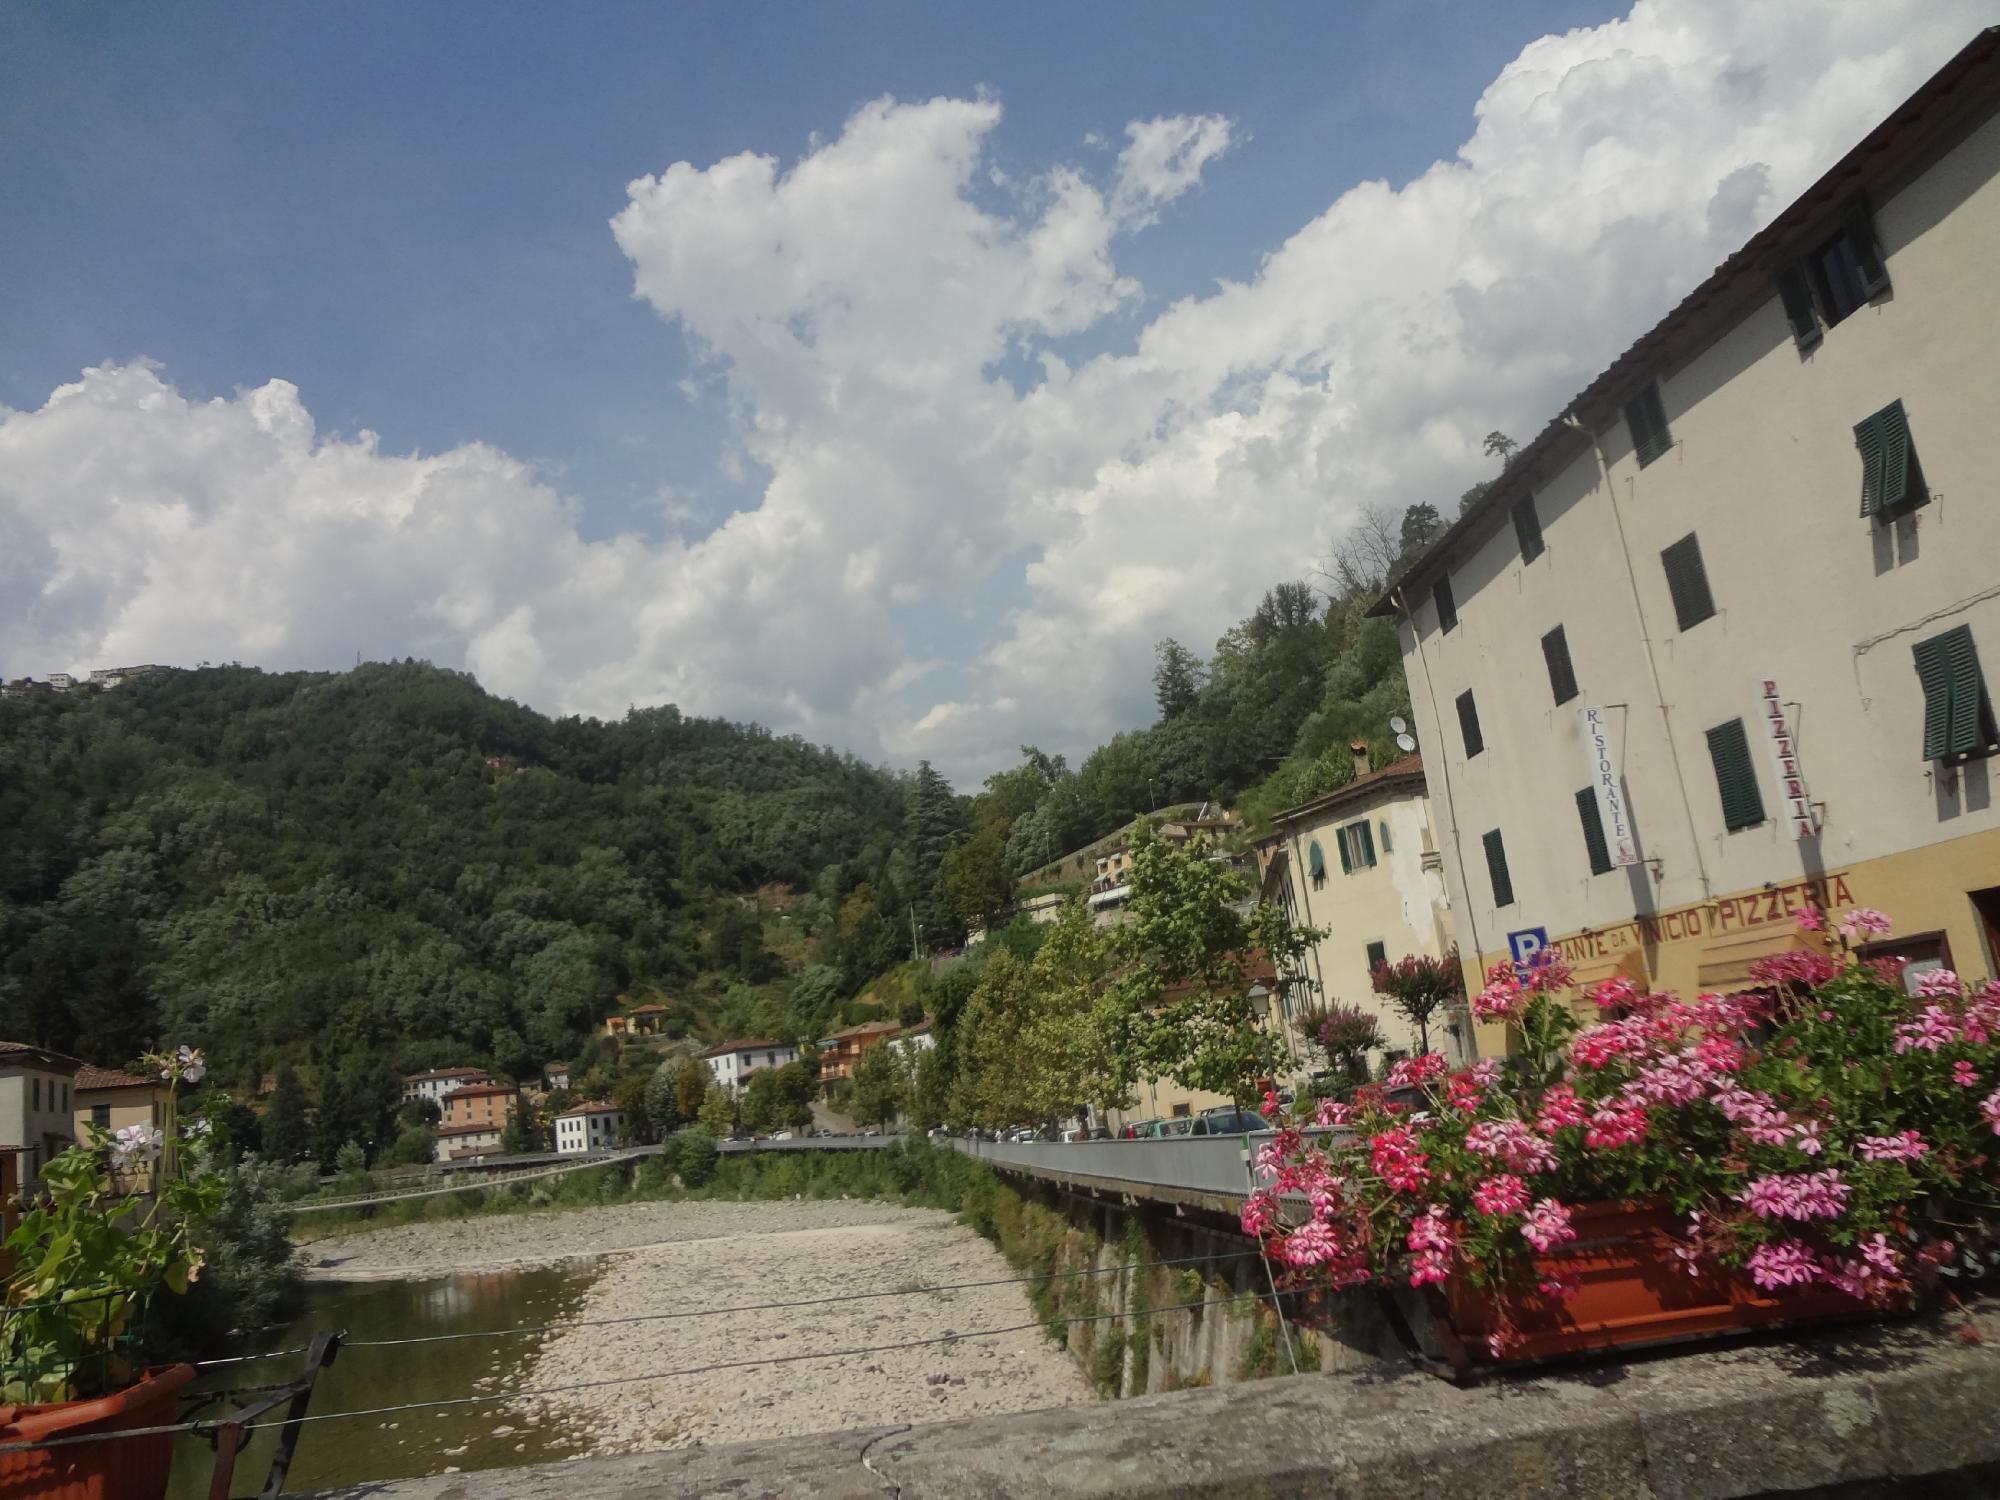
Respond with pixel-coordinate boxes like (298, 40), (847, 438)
(324, 1308), (2000, 1499)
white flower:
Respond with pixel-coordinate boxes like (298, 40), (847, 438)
(161, 1044), (206, 1084)
(112, 1123), (164, 1166)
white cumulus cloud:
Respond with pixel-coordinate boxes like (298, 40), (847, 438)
(0, 1), (1989, 784)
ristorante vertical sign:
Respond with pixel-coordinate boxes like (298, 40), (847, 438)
(1580, 706), (1639, 865)
(1757, 679), (1818, 839)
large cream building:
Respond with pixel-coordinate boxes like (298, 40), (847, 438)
(1377, 30), (2000, 1052)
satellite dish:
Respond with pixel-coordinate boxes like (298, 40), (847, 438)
(1389, 716), (1408, 734)
(1396, 733), (1417, 753)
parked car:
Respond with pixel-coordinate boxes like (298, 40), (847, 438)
(1121, 1118), (1160, 1139)
(1158, 1116), (1197, 1137)
(1194, 1107), (1274, 1136)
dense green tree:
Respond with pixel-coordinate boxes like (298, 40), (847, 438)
(1153, 639), (1203, 720)
(848, 1041), (909, 1133)
(938, 825), (1012, 931)
(786, 964), (846, 1041)
(673, 1057), (711, 1120)
(643, 1059), (685, 1138)
(259, 1064), (312, 1165)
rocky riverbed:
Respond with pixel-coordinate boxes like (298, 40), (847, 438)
(300, 1199), (1093, 1452)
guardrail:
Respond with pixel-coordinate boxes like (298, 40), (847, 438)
(288, 1149), (650, 1213)
(946, 1129), (1347, 1215)
(715, 1133), (898, 1153)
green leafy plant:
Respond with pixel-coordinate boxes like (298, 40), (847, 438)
(2, 1047), (225, 1401)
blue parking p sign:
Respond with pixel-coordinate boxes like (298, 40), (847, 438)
(1508, 927), (1549, 970)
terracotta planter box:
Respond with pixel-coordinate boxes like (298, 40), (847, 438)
(1425, 1201), (1868, 1376)
(0, 1363), (195, 1500)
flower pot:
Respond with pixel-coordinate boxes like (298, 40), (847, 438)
(1434, 1201), (1869, 1373)
(0, 1364), (195, 1500)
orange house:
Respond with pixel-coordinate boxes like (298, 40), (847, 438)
(816, 1021), (902, 1087)
(439, 1083), (518, 1131)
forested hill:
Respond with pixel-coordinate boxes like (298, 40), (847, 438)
(0, 662), (916, 1082)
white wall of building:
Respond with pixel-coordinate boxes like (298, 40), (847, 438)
(0, 1064), (79, 1183)
(554, 1110), (625, 1154)
(1392, 96), (2000, 1007)
(704, 1044), (797, 1094)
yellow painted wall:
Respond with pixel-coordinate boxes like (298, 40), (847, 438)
(1468, 822), (2000, 1055)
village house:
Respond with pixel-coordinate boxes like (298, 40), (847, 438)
(434, 1122), (506, 1161)
(1375, 32), (2000, 1049)
(400, 1067), (492, 1108)
(439, 1081), (517, 1132)
(0, 1042), (81, 1189)
(815, 1020), (900, 1087)
(72, 1064), (173, 1195)
(543, 1062), (571, 1090)
(702, 1039), (798, 1095)
(553, 1103), (626, 1154)
(1259, 752), (1465, 1067)
(603, 1001), (670, 1038)
(886, 1020), (935, 1061)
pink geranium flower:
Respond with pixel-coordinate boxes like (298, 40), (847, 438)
(1472, 1174), (1530, 1217)
(1915, 968), (1963, 1000)
(1953, 1060), (1979, 1089)
(1521, 1199), (1575, 1253)
(1857, 1130), (1929, 1162)
(1837, 907), (1893, 941)
(1747, 1239), (1821, 1290)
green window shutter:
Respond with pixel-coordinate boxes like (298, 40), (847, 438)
(1916, 625), (2000, 761)
(1356, 819), (1376, 867)
(1777, 264), (1821, 350)
(1482, 829), (1515, 908)
(1542, 625), (1578, 705)
(1848, 205), (1890, 297)
(1705, 718), (1766, 832)
(1336, 829), (1353, 874)
(1625, 383), (1672, 468)
(1512, 495), (1544, 563)
(1575, 787), (1613, 875)
(1365, 940), (1387, 972)
(1854, 400), (1921, 518)
(1661, 534), (1716, 631)
(1433, 575), (1457, 633)
(1307, 840), (1326, 880)
(1456, 690), (1483, 757)
(1913, 632), (1954, 760)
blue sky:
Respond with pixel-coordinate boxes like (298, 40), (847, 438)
(2, 2), (1987, 782)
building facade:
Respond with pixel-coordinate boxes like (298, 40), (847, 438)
(1261, 754), (1465, 1066)
(1377, 32), (2000, 1052)
(439, 1082), (517, 1133)
(72, 1064), (171, 1194)
(553, 1104), (625, 1154)
(434, 1122), (506, 1161)
(0, 1042), (80, 1188)
(401, 1068), (492, 1107)
(703, 1039), (799, 1095)
(815, 1022), (900, 1087)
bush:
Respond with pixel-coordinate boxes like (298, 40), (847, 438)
(384, 1125), (438, 1167)
(670, 1125), (719, 1188)
(157, 1155), (304, 1351)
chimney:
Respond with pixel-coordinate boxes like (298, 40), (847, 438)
(1350, 740), (1371, 778)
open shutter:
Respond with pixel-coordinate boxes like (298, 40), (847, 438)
(1625, 383), (1672, 468)
(1482, 829), (1515, 908)
(1575, 788), (1613, 875)
(1848, 205), (1891, 298)
(1433, 575), (1458, 633)
(1777, 265), (1821, 351)
(1855, 401), (1919, 517)
(1336, 829), (1353, 874)
(1661, 534), (1716, 630)
(1307, 840), (1327, 881)
(1356, 819), (1376, 867)
(1706, 719), (1766, 831)
(1512, 495), (1545, 563)
(1913, 633), (1954, 760)
(1856, 408), (1887, 518)
(1941, 626), (1995, 759)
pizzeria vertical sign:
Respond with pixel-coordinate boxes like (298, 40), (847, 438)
(1580, 706), (1639, 866)
(1757, 679), (1818, 839)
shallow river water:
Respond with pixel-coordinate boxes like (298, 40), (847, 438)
(167, 1266), (598, 1498)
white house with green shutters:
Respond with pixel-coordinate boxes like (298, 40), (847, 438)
(1374, 29), (2000, 1045)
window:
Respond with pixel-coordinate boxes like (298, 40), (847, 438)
(1433, 575), (1457, 633)
(31, 1078), (39, 1112)
(1913, 626), (2000, 764)
(1364, 940), (1388, 974)
(1482, 829), (1515, 908)
(1854, 400), (1926, 519)
(1377, 819), (1392, 854)
(1660, 534), (1716, 631)
(1307, 840), (1327, 890)
(1624, 382), (1672, 467)
(1575, 788), (1614, 876)
(1456, 690), (1484, 758)
(1512, 495), (1545, 564)
(1706, 718), (1766, 832)
(1807, 209), (1891, 328)
(1337, 819), (1377, 872)
(1541, 625), (1578, 705)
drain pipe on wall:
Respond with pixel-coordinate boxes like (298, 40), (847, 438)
(1564, 411), (1713, 905)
